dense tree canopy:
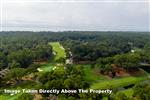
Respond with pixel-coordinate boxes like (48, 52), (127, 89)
(113, 53), (141, 70)
(133, 83), (150, 100)
(38, 65), (89, 90)
(0, 31), (150, 100)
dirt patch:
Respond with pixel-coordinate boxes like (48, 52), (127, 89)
(33, 60), (48, 65)
(116, 70), (130, 77)
(22, 76), (33, 81)
(34, 94), (43, 100)
(6, 80), (17, 85)
(111, 64), (145, 77)
(96, 64), (145, 78)
(128, 69), (145, 76)
(94, 68), (111, 79)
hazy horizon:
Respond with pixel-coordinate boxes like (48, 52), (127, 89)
(0, 0), (149, 31)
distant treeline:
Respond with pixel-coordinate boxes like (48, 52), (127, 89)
(0, 31), (150, 69)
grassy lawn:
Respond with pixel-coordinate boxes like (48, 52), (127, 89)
(39, 63), (55, 72)
(90, 76), (148, 89)
(38, 42), (66, 72)
(82, 65), (107, 82)
(41, 63), (65, 72)
(0, 94), (22, 100)
(49, 42), (66, 60)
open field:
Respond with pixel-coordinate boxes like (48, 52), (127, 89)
(90, 76), (148, 89)
(82, 65), (107, 82)
(49, 42), (66, 60)
(37, 42), (66, 72)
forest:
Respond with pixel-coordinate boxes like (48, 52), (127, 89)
(0, 31), (150, 100)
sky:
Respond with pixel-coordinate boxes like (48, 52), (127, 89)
(0, 0), (149, 31)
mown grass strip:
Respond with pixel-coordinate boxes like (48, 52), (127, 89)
(49, 42), (66, 60)
(90, 76), (148, 89)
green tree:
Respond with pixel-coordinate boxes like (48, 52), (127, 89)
(56, 57), (66, 64)
(4, 68), (27, 82)
(114, 53), (140, 71)
(110, 92), (129, 100)
(0, 52), (7, 69)
(133, 83), (150, 100)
